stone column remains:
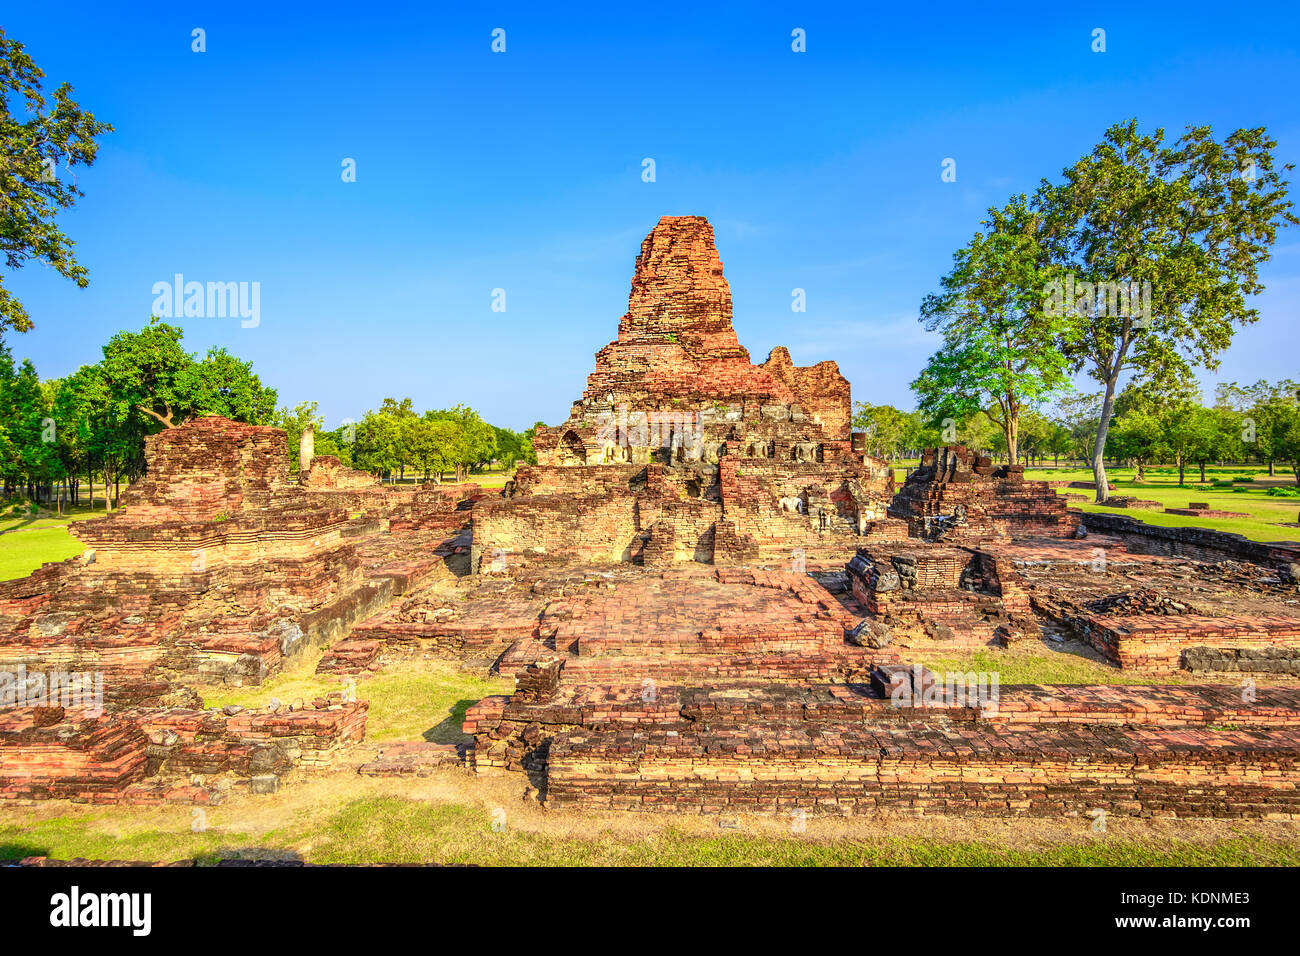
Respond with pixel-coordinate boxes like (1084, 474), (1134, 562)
(300, 424), (315, 476)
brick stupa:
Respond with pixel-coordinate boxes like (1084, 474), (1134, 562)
(476, 216), (894, 569)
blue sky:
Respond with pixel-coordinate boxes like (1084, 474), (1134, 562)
(5, 2), (1299, 430)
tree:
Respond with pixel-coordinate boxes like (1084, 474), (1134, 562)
(49, 323), (276, 507)
(1196, 406), (1244, 484)
(0, 344), (59, 500)
(914, 195), (1076, 463)
(319, 425), (353, 468)
(51, 362), (137, 510)
(352, 406), (406, 481)
(1274, 403), (1300, 486)
(963, 410), (1001, 456)
(1045, 421), (1074, 467)
(1107, 408), (1168, 482)
(97, 320), (276, 430)
(522, 422), (543, 466)
(0, 28), (113, 336)
(425, 405), (496, 481)
(418, 419), (465, 482)
(1014, 408), (1056, 465)
(1154, 401), (1236, 486)
(492, 425), (534, 471)
(899, 411), (942, 459)
(851, 403), (909, 461)
(1052, 393), (1102, 465)
(1050, 120), (1296, 501)
(188, 349), (278, 425)
(1110, 376), (1199, 480)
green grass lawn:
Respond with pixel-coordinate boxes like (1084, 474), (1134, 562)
(0, 505), (98, 581)
(915, 648), (1188, 686)
(1021, 464), (1300, 543)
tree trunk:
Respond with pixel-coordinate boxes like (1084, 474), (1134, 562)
(1091, 377), (1120, 503)
(1269, 459), (1275, 476)
(1177, 454), (1185, 486)
(1199, 462), (1206, 483)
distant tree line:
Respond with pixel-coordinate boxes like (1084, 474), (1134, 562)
(854, 376), (1300, 485)
(0, 319), (537, 510)
(329, 398), (539, 483)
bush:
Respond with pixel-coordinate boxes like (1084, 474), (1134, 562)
(1266, 486), (1300, 498)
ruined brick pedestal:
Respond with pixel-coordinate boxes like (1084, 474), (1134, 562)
(889, 445), (1080, 540)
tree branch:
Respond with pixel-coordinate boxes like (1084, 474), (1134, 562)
(137, 404), (176, 428)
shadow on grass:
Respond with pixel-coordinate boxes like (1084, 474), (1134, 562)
(0, 514), (44, 536)
(4, 846), (308, 866)
(0, 842), (49, 862)
(203, 848), (306, 866)
(422, 698), (478, 744)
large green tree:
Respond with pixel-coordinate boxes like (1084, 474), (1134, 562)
(352, 406), (405, 481)
(97, 320), (276, 429)
(425, 404), (496, 481)
(1163, 404), (1238, 486)
(1107, 408), (1169, 482)
(914, 195), (1076, 463)
(272, 400), (325, 471)
(1050, 121), (1296, 500)
(0, 28), (113, 336)
(51, 322), (276, 507)
(1274, 403), (1300, 486)
(0, 342), (58, 497)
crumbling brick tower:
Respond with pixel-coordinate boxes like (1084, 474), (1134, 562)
(534, 215), (851, 462)
(474, 216), (894, 569)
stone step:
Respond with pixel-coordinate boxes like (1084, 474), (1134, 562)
(357, 741), (465, 776)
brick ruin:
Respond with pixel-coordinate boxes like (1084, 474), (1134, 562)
(889, 445), (1081, 541)
(4, 215), (1300, 824)
(0, 416), (476, 803)
(446, 511), (1300, 817)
